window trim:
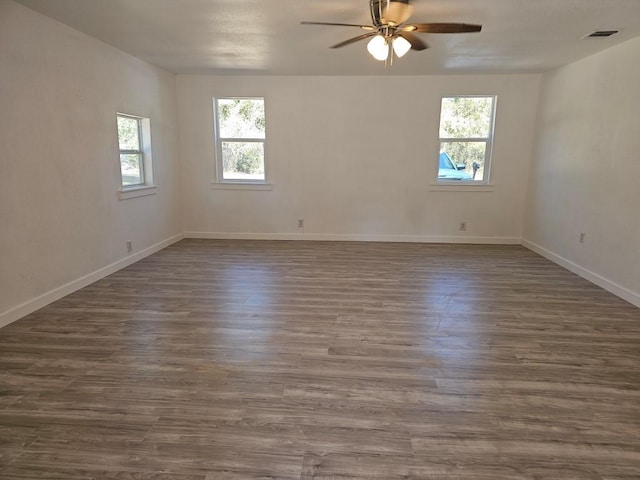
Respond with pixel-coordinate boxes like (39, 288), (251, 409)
(213, 97), (267, 185)
(117, 113), (155, 195)
(436, 95), (497, 186)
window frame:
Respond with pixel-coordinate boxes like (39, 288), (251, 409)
(436, 95), (497, 185)
(117, 113), (154, 196)
(213, 97), (267, 185)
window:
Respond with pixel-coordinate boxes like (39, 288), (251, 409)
(117, 113), (153, 189)
(437, 96), (496, 183)
(214, 98), (266, 183)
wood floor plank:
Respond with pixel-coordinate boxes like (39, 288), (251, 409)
(1, 239), (639, 479)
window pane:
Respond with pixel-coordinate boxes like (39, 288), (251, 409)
(218, 99), (265, 139)
(117, 116), (140, 150)
(440, 142), (487, 181)
(221, 141), (265, 180)
(439, 97), (493, 138)
(120, 153), (143, 186)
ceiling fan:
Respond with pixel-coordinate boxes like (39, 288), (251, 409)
(301, 0), (482, 63)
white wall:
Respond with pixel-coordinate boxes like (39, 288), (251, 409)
(177, 74), (540, 242)
(0, 0), (183, 325)
(523, 36), (640, 307)
(1, 0), (636, 324)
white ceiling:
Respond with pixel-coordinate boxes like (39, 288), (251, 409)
(14, 0), (640, 75)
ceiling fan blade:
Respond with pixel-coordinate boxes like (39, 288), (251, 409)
(403, 23), (482, 33)
(330, 32), (378, 49)
(398, 32), (428, 51)
(301, 21), (375, 31)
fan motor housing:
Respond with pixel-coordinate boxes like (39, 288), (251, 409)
(371, 0), (414, 27)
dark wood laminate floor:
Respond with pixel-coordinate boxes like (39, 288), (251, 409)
(1, 239), (639, 479)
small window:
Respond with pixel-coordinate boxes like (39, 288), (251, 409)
(117, 113), (153, 188)
(437, 96), (496, 183)
(214, 98), (266, 183)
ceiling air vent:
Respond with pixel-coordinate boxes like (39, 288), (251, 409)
(586, 30), (619, 38)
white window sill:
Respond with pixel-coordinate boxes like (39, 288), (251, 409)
(428, 183), (495, 192)
(118, 185), (158, 200)
(211, 182), (273, 191)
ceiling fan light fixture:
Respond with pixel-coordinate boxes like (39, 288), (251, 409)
(367, 35), (389, 61)
(302, 1), (483, 66)
(392, 35), (411, 57)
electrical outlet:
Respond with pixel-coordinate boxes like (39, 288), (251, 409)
(126, 240), (133, 253)
(459, 222), (467, 232)
(579, 233), (586, 244)
(297, 219), (304, 229)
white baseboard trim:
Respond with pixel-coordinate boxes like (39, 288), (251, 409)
(522, 239), (640, 308)
(16, 233), (632, 329)
(0, 233), (184, 329)
(184, 231), (522, 245)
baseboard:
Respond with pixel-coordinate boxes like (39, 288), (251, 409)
(522, 239), (640, 308)
(184, 231), (522, 245)
(0, 233), (184, 329)
(15, 233), (631, 329)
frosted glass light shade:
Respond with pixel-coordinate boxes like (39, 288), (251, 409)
(392, 36), (411, 58)
(367, 35), (389, 61)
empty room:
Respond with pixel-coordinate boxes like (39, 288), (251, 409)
(1, 0), (639, 478)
